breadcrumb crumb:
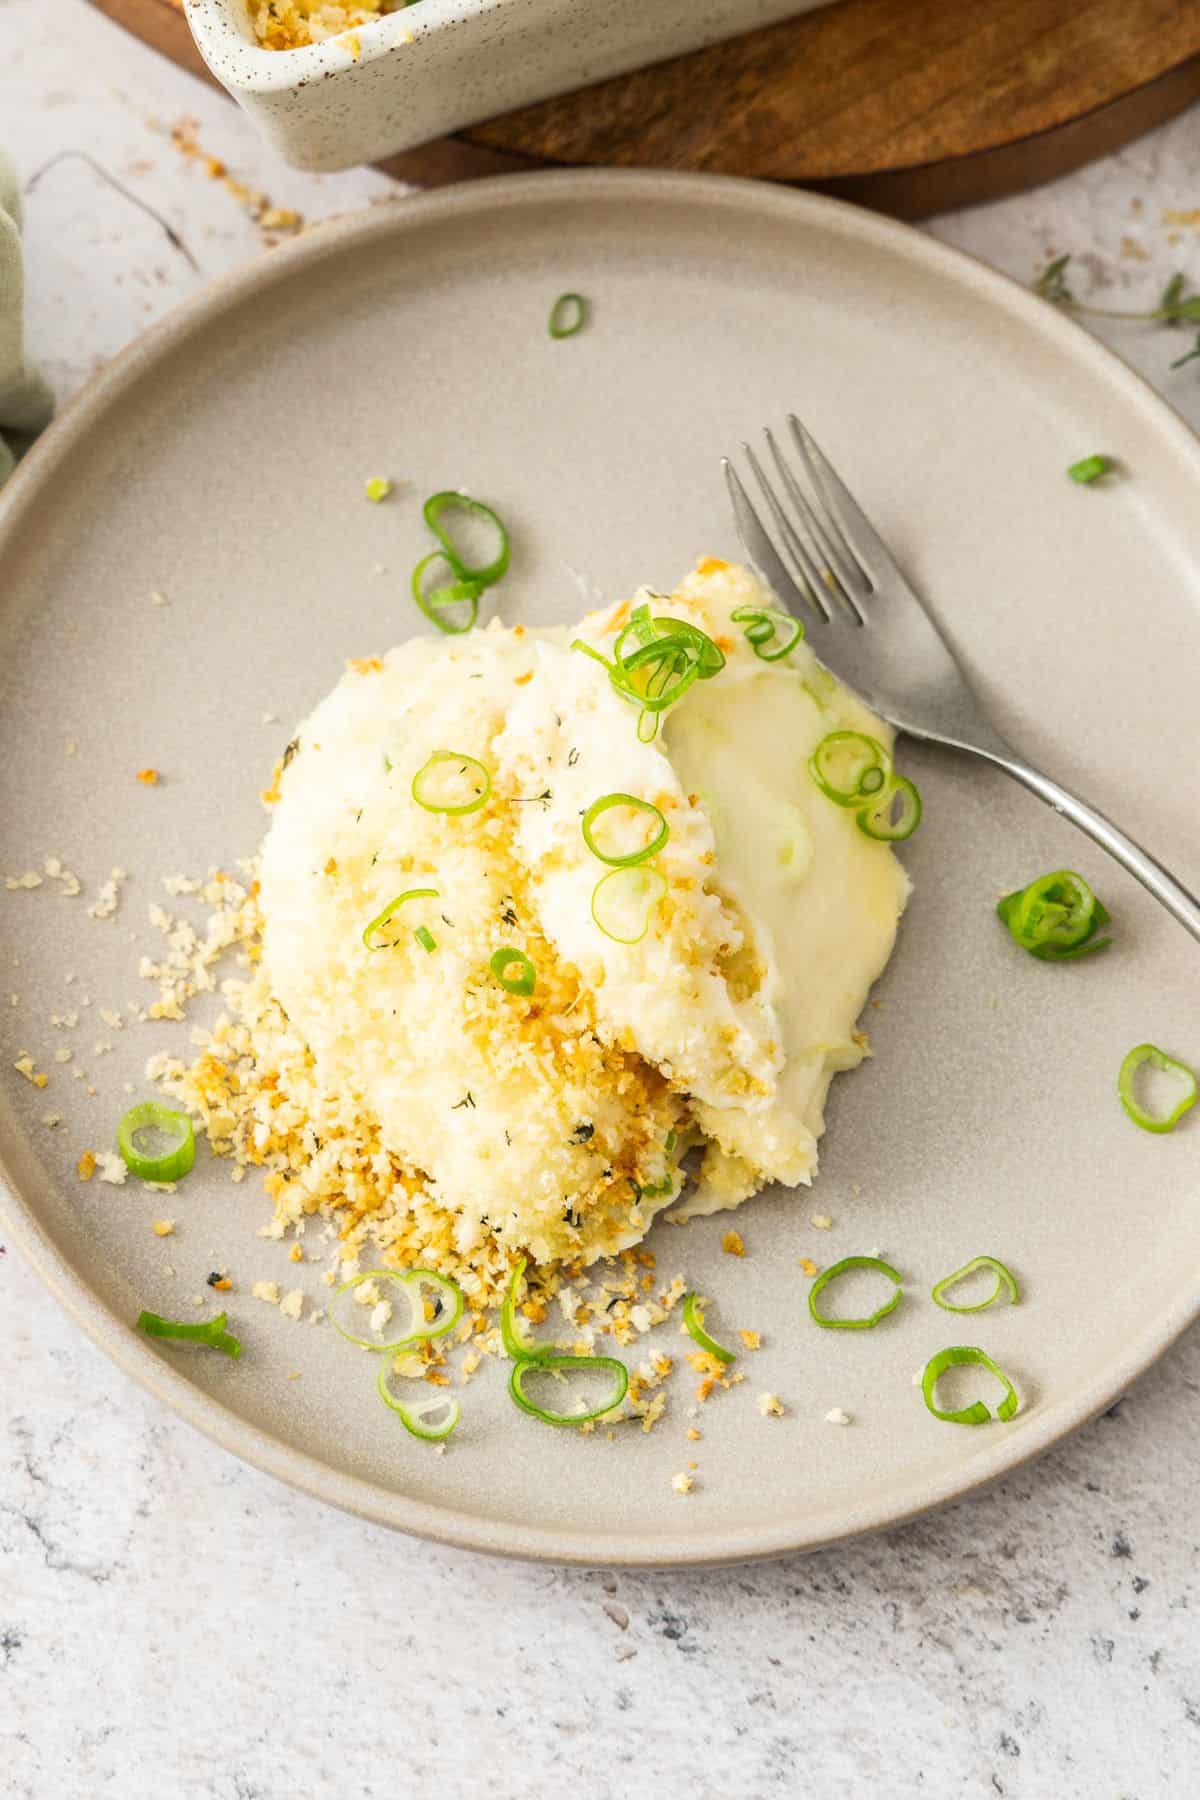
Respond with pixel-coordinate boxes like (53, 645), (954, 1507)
(151, 1219), (176, 1237)
(721, 1230), (745, 1257)
(671, 1471), (694, 1495)
(136, 769), (160, 786)
(756, 1392), (784, 1417)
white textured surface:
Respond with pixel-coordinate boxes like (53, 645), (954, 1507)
(3, 4), (1200, 1794)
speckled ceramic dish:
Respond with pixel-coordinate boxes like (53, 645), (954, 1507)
(2, 173), (1199, 1567)
(182, 0), (824, 170)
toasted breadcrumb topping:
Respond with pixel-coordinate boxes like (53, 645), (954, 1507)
(250, 0), (405, 51)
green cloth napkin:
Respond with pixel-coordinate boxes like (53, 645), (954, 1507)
(0, 151), (54, 486)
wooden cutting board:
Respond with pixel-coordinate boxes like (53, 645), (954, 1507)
(89, 0), (1200, 217)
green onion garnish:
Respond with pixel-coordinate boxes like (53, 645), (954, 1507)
(411, 750), (491, 815)
(508, 1353), (629, 1426)
(117, 1101), (196, 1183)
(996, 869), (1111, 961)
(730, 603), (804, 662)
(423, 491), (511, 589)
(921, 1345), (1019, 1424)
(682, 1292), (736, 1364)
(500, 1256), (548, 1360)
(575, 608), (723, 741)
(490, 947), (536, 996)
(857, 774), (923, 843)
(807, 1255), (903, 1330)
(364, 476), (392, 503)
(1118, 1043), (1198, 1134)
(377, 1363), (461, 1441)
(809, 732), (891, 806)
(548, 292), (587, 339)
(413, 925), (437, 954)
(1068, 454), (1112, 484)
(137, 1309), (241, 1358)
(810, 732), (922, 842)
(591, 864), (667, 944)
(611, 637), (702, 716)
(931, 1255), (1020, 1314)
(330, 1268), (463, 1350)
(362, 886), (440, 950)
(581, 793), (669, 867)
(411, 549), (484, 634)
(643, 615), (726, 678)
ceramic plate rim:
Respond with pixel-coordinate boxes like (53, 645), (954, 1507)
(2, 170), (1198, 1567)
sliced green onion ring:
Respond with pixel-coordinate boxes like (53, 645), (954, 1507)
(508, 1352), (629, 1426)
(591, 864), (667, 944)
(362, 886), (439, 950)
(921, 1345), (1019, 1424)
(648, 617), (726, 678)
(931, 1255), (1020, 1314)
(117, 1101), (196, 1182)
(731, 604), (804, 662)
(997, 870), (1111, 961)
(330, 1268), (463, 1350)
(809, 731), (891, 806)
(682, 1292), (736, 1364)
(377, 1363), (461, 1440)
(611, 638), (701, 714)
(411, 550), (484, 634)
(548, 292), (587, 339)
(137, 1309), (241, 1358)
(581, 793), (669, 867)
(490, 947), (536, 997)
(857, 775), (923, 843)
(413, 925), (437, 954)
(807, 1255), (903, 1330)
(587, 608), (726, 744)
(501, 1256), (551, 1361)
(1068, 454), (1112, 485)
(423, 491), (511, 588)
(613, 610), (724, 679)
(411, 750), (491, 815)
(1118, 1043), (1198, 1134)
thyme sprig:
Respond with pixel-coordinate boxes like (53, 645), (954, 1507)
(1033, 254), (1200, 370)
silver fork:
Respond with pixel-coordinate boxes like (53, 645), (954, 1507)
(723, 414), (1200, 945)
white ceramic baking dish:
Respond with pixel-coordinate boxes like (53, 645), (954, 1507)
(183, 0), (824, 172)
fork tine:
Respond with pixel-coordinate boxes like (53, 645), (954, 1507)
(763, 427), (864, 605)
(787, 415), (908, 590)
(721, 458), (810, 620)
(741, 443), (834, 623)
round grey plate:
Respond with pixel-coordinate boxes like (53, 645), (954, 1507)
(2, 173), (1198, 1567)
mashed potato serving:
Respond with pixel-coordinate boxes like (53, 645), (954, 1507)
(234, 558), (909, 1285)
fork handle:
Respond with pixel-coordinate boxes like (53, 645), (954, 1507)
(952, 741), (1200, 947)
